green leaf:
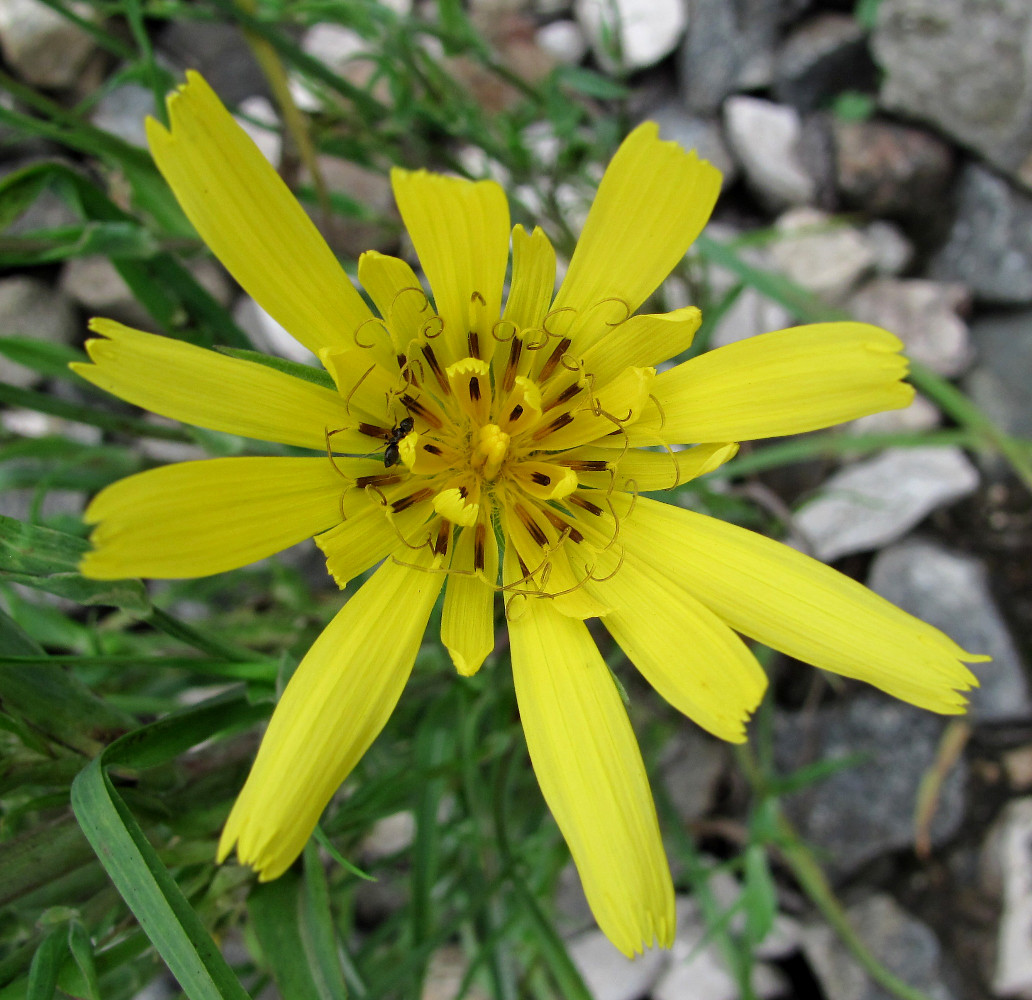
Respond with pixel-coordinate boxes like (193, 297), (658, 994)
(26, 930), (64, 1000)
(66, 921), (101, 1000)
(0, 515), (151, 613)
(742, 845), (777, 945)
(300, 843), (349, 1000)
(249, 874), (325, 1000)
(0, 337), (87, 379)
(214, 346), (337, 390)
(554, 65), (630, 100)
(70, 694), (268, 1000)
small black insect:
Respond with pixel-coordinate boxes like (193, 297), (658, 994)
(383, 416), (414, 468)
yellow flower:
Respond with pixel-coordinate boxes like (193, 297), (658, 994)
(74, 73), (987, 957)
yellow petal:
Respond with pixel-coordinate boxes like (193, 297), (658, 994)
(441, 521), (499, 676)
(550, 123), (721, 344)
(621, 496), (985, 713)
(219, 551), (443, 879)
(642, 323), (915, 444)
(357, 251), (435, 354)
(73, 319), (361, 452)
(502, 225), (556, 331)
(566, 442), (739, 492)
(81, 457), (345, 580)
(316, 500), (431, 590)
(577, 306), (702, 377)
(589, 547), (767, 742)
(390, 168), (510, 365)
(146, 72), (372, 356)
(505, 548), (674, 956)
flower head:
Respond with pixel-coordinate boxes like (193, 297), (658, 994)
(74, 73), (987, 957)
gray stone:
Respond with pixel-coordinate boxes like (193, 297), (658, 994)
(653, 896), (787, 1000)
(872, 0), (1032, 191)
(574, 0), (688, 73)
(234, 96), (282, 167)
(929, 164), (1032, 305)
(0, 276), (77, 389)
(89, 80), (155, 148)
(60, 256), (153, 330)
(792, 447), (980, 561)
(723, 97), (818, 209)
(848, 278), (973, 377)
(868, 540), (1030, 722)
(982, 798), (1032, 998)
(0, 0), (97, 89)
(647, 103), (737, 184)
(159, 20), (267, 104)
(659, 729), (726, 825)
(677, 0), (778, 115)
(801, 894), (957, 1000)
(773, 13), (872, 112)
(422, 946), (490, 1000)
(833, 118), (955, 220)
(567, 929), (668, 1000)
(776, 696), (967, 878)
(965, 307), (1032, 441)
(711, 287), (794, 349)
(862, 221), (914, 277)
(769, 207), (877, 304)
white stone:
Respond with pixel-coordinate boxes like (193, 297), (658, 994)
(574, 0), (687, 72)
(792, 446), (980, 562)
(233, 297), (316, 365)
(849, 278), (973, 378)
(567, 929), (668, 1000)
(0, 0), (96, 88)
(987, 798), (1032, 997)
(769, 207), (877, 304)
(711, 288), (793, 348)
(234, 95), (281, 166)
(358, 811), (416, 862)
(723, 97), (817, 209)
(864, 219), (914, 276)
(847, 393), (941, 435)
(90, 80), (153, 147)
(536, 19), (588, 65)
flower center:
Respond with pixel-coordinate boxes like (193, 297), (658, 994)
(472, 423), (510, 480)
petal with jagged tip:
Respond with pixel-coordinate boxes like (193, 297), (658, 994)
(505, 547), (674, 957)
(72, 320), (362, 452)
(218, 551), (443, 880)
(146, 72), (372, 356)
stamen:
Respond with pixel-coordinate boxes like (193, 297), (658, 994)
(532, 412), (574, 442)
(514, 503), (548, 547)
(561, 459), (609, 472)
(569, 494), (604, 516)
(434, 520), (451, 556)
(422, 344), (450, 394)
(509, 404), (524, 422)
(400, 394), (443, 430)
(502, 335), (523, 394)
(355, 474), (403, 488)
(468, 330), (481, 359)
(530, 471), (551, 486)
(540, 507), (584, 544)
(423, 442), (443, 456)
(544, 382), (581, 412)
(538, 337), (572, 383)
(358, 421), (391, 440)
(474, 523), (486, 572)
(469, 376), (481, 403)
(391, 488), (434, 513)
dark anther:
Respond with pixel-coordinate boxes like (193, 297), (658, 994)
(400, 394), (443, 429)
(530, 471), (551, 486)
(539, 337), (572, 383)
(569, 494), (603, 516)
(532, 412), (574, 442)
(421, 344), (450, 394)
(541, 507), (583, 544)
(516, 504), (548, 547)
(468, 330), (480, 359)
(469, 376), (481, 402)
(356, 474), (403, 488)
(474, 523), (486, 572)
(509, 404), (524, 423)
(503, 336), (523, 394)
(423, 442), (443, 456)
(358, 422), (391, 440)
(563, 459), (609, 472)
(434, 521), (450, 556)
(391, 488), (434, 513)
(545, 383), (582, 412)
